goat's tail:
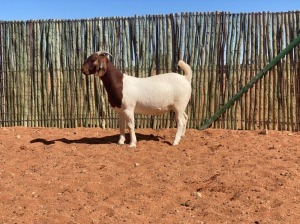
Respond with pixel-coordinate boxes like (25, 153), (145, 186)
(178, 60), (192, 82)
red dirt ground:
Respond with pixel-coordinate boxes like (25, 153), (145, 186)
(0, 127), (299, 223)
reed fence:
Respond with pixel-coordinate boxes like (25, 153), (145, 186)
(0, 11), (300, 130)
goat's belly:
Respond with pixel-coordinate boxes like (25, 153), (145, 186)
(134, 105), (171, 115)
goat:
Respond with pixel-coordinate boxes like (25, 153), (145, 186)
(81, 51), (192, 147)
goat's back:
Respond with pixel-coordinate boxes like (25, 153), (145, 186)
(121, 73), (191, 115)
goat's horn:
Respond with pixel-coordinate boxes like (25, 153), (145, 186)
(96, 51), (113, 57)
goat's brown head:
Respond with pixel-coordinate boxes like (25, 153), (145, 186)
(81, 51), (112, 78)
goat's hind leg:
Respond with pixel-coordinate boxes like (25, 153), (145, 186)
(173, 111), (187, 145)
(182, 112), (188, 137)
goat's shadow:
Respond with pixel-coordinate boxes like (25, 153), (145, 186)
(30, 133), (169, 146)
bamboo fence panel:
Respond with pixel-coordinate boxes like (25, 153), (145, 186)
(1, 11), (300, 130)
(0, 22), (5, 126)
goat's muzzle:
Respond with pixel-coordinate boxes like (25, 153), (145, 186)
(81, 65), (91, 75)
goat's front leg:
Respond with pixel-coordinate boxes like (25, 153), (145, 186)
(124, 110), (137, 147)
(118, 112), (126, 145)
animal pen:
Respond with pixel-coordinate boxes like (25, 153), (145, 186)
(0, 11), (300, 131)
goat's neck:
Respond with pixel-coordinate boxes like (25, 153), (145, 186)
(100, 61), (123, 108)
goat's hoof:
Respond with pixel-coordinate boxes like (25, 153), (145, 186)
(118, 136), (126, 145)
(172, 142), (179, 146)
(117, 141), (125, 145)
(129, 143), (137, 148)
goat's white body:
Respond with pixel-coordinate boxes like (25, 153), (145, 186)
(114, 73), (191, 116)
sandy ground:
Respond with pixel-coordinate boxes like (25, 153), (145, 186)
(0, 127), (299, 224)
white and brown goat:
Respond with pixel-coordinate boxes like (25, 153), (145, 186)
(82, 51), (192, 147)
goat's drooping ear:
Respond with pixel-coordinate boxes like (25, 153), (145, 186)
(95, 56), (108, 77)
